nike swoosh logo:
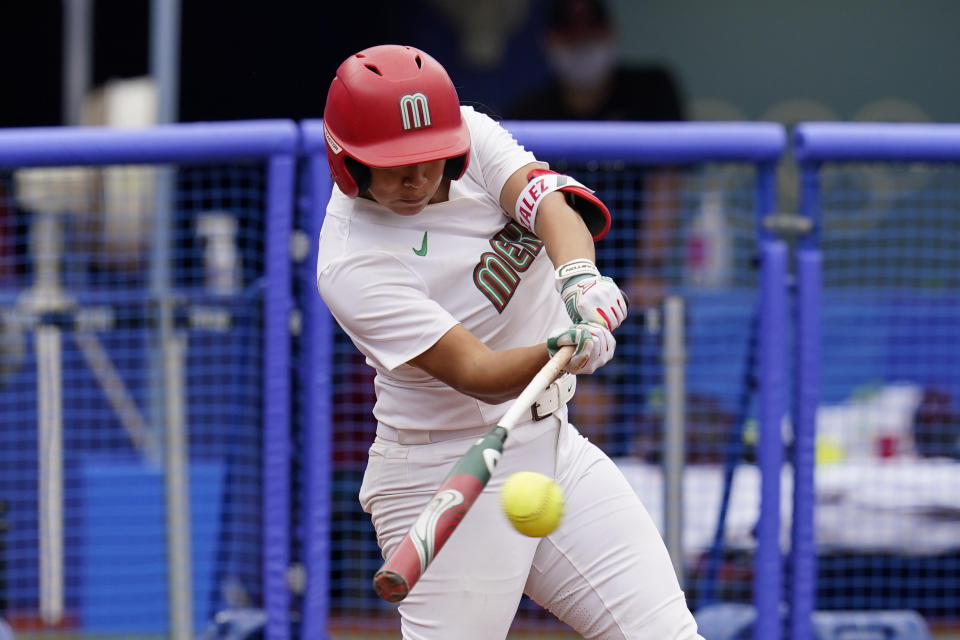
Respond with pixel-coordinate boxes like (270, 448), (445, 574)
(412, 231), (428, 256)
(411, 489), (464, 570)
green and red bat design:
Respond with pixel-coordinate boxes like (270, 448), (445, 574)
(372, 345), (574, 603)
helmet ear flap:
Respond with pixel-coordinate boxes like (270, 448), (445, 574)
(344, 157), (371, 196)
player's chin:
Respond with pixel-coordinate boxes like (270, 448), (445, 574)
(390, 197), (429, 215)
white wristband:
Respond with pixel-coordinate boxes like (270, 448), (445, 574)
(514, 172), (592, 234)
(554, 258), (599, 292)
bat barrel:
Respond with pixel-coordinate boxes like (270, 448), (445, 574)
(370, 348), (573, 603)
(372, 428), (508, 602)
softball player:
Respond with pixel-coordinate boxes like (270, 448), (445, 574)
(317, 44), (702, 639)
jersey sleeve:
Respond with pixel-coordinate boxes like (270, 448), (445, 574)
(318, 250), (459, 372)
(461, 107), (543, 204)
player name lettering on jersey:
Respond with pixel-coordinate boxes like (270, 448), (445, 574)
(516, 177), (549, 230)
(473, 221), (544, 312)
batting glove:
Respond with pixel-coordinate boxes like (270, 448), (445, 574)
(547, 322), (616, 375)
(555, 259), (628, 331)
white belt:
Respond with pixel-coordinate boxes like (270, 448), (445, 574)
(531, 372), (576, 421)
(376, 373), (576, 445)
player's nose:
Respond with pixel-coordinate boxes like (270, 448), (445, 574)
(400, 163), (430, 188)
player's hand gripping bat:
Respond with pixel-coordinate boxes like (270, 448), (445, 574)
(372, 345), (575, 602)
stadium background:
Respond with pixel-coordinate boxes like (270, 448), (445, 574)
(4, 0), (960, 128)
(1, 1), (959, 640)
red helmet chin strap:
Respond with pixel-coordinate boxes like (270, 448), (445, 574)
(323, 45), (471, 198)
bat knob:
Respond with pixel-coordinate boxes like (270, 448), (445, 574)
(373, 569), (410, 603)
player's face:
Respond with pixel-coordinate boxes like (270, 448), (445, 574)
(367, 160), (447, 215)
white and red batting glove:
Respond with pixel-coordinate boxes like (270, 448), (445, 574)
(547, 322), (616, 375)
(555, 258), (628, 331)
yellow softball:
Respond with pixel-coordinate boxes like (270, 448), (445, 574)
(500, 471), (565, 537)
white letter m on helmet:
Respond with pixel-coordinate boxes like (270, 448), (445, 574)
(399, 93), (432, 131)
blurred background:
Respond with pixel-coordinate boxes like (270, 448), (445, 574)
(2, 2), (960, 640)
(3, 0), (960, 128)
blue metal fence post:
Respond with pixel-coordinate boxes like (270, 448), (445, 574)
(789, 162), (822, 640)
(754, 162), (786, 640)
(264, 153), (295, 640)
(300, 152), (334, 640)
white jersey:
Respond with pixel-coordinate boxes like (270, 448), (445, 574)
(316, 106), (569, 431)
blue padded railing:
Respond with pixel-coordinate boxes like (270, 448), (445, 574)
(0, 120), (297, 640)
(793, 122), (960, 640)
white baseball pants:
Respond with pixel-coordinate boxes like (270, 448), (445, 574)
(359, 409), (704, 639)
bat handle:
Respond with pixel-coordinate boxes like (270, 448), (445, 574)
(497, 345), (573, 430)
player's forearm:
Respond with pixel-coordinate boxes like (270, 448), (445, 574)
(454, 344), (552, 404)
(408, 324), (554, 403)
(409, 329), (551, 405)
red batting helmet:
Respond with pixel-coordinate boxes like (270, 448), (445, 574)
(323, 45), (471, 198)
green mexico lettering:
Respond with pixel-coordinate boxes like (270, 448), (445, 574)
(472, 221), (543, 312)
